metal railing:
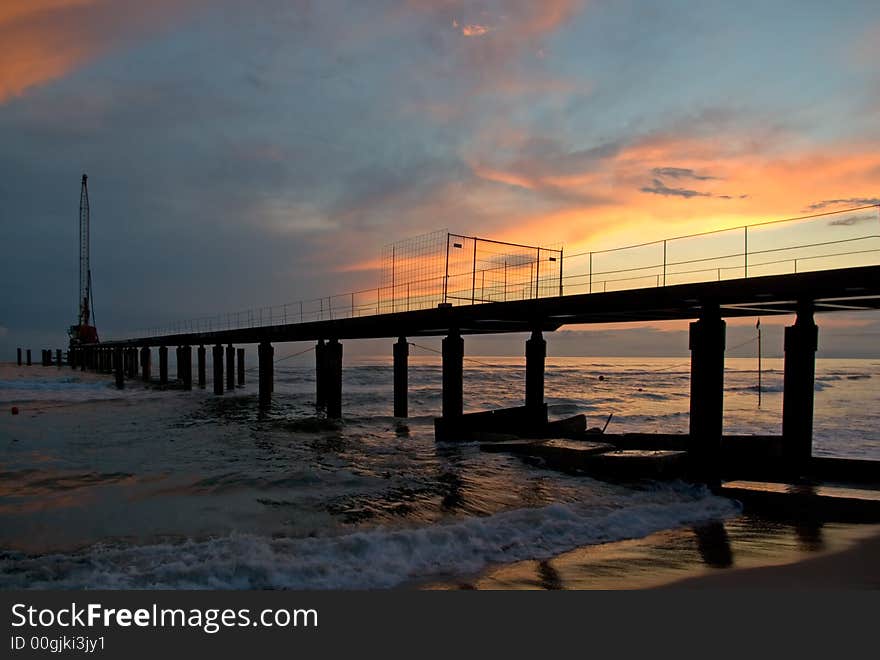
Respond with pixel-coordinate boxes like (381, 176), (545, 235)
(112, 204), (880, 340)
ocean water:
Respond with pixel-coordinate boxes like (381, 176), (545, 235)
(0, 355), (877, 589)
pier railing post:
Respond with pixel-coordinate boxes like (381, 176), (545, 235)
(393, 336), (409, 418)
(213, 344), (224, 395)
(688, 303), (726, 488)
(326, 339), (343, 419)
(782, 301), (818, 476)
(442, 329), (464, 418)
(197, 345), (206, 389)
(525, 329), (547, 423)
(258, 342), (273, 408)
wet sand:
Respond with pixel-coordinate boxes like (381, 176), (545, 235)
(422, 517), (880, 589)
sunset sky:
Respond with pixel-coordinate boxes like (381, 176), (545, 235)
(2, 0), (880, 356)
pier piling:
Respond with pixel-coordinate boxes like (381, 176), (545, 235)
(56, 349), (62, 367)
(114, 347), (124, 389)
(525, 329), (546, 421)
(140, 347), (151, 382)
(258, 341), (273, 408)
(197, 345), (206, 388)
(26, 349), (31, 366)
(688, 304), (726, 488)
(180, 345), (192, 390)
(17, 348), (22, 366)
(442, 330), (464, 418)
(237, 348), (245, 387)
(226, 344), (235, 391)
(782, 301), (819, 476)
(393, 337), (408, 418)
(159, 346), (168, 386)
(326, 339), (343, 419)
(315, 339), (326, 411)
(213, 344), (224, 395)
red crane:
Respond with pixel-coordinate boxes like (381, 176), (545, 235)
(69, 174), (98, 345)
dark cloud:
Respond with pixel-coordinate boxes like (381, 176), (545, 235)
(639, 178), (710, 198)
(807, 197), (880, 211)
(650, 167), (717, 180)
(828, 213), (878, 226)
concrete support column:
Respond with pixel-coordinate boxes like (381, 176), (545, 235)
(226, 344), (235, 391)
(175, 346), (183, 382)
(159, 346), (168, 386)
(180, 345), (193, 390)
(442, 330), (464, 418)
(393, 337), (409, 418)
(326, 339), (343, 419)
(26, 349), (32, 366)
(141, 347), (151, 382)
(525, 329), (546, 418)
(315, 339), (326, 411)
(258, 341), (273, 408)
(56, 349), (62, 367)
(688, 304), (726, 488)
(213, 344), (224, 395)
(17, 348), (22, 366)
(114, 347), (124, 389)
(782, 302), (819, 476)
(197, 345), (206, 389)
(237, 348), (245, 387)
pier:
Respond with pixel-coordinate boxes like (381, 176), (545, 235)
(18, 206), (880, 491)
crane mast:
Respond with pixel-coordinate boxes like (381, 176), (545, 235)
(79, 174), (90, 328)
(69, 173), (98, 345)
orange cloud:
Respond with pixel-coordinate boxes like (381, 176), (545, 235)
(465, 124), (880, 256)
(0, 0), (206, 103)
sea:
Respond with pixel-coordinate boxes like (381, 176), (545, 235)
(0, 355), (877, 589)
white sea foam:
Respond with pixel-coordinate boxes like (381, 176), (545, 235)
(1, 484), (739, 589)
